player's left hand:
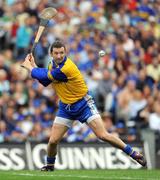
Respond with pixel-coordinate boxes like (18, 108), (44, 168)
(29, 53), (37, 68)
(20, 54), (35, 71)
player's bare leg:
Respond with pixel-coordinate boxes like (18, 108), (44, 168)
(88, 117), (126, 149)
(47, 123), (68, 157)
(88, 118), (146, 167)
(41, 123), (69, 171)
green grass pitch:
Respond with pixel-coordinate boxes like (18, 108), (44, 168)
(0, 170), (160, 180)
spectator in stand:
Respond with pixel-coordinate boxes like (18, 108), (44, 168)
(116, 80), (136, 125)
(0, 69), (10, 96)
(136, 68), (154, 91)
(95, 69), (113, 112)
(137, 0), (156, 22)
(0, 121), (9, 143)
(0, 0), (159, 144)
(128, 90), (147, 123)
(15, 16), (33, 60)
(148, 101), (160, 132)
(146, 57), (160, 83)
(28, 122), (45, 142)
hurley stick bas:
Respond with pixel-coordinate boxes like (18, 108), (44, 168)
(31, 7), (58, 53)
(21, 7), (57, 69)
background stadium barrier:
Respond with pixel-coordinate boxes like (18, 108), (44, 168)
(0, 142), (151, 170)
(141, 129), (160, 169)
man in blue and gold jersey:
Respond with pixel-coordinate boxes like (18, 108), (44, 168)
(21, 40), (146, 171)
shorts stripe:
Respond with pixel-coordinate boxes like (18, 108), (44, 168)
(54, 116), (73, 128)
(86, 114), (101, 124)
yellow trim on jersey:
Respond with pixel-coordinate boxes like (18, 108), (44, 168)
(47, 62), (54, 80)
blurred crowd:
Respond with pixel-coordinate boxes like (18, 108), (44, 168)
(0, 0), (160, 143)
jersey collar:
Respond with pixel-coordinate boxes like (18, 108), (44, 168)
(52, 56), (67, 68)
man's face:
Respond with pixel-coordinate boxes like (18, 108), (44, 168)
(51, 47), (66, 64)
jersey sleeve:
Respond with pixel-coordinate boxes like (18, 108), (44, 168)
(31, 68), (52, 87)
(48, 68), (68, 82)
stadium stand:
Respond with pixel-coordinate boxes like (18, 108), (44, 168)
(0, 0), (160, 144)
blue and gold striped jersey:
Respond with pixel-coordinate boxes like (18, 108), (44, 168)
(47, 57), (88, 104)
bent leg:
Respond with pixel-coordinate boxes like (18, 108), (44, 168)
(47, 123), (69, 157)
(41, 114), (73, 171)
(87, 117), (126, 149)
(41, 122), (69, 171)
(87, 117), (146, 166)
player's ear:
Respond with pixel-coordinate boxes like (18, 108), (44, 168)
(65, 46), (68, 53)
(49, 51), (53, 57)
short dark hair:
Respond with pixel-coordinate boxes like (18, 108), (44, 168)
(50, 40), (66, 53)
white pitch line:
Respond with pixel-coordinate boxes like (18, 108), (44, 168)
(10, 172), (158, 180)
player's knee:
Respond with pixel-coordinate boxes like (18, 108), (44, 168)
(97, 132), (111, 142)
(49, 137), (60, 145)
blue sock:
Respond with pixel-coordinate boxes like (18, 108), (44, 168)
(46, 156), (56, 165)
(123, 144), (133, 155)
(130, 151), (137, 158)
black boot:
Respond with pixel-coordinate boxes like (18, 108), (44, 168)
(131, 151), (147, 167)
(41, 165), (54, 171)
